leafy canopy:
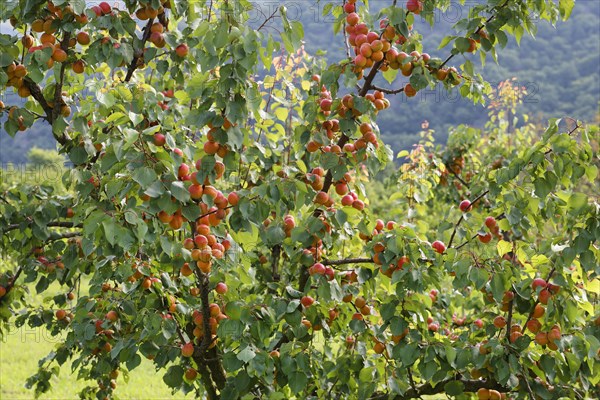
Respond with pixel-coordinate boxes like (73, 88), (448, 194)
(0, 0), (598, 399)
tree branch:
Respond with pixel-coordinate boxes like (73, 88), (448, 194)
(257, 8), (278, 32)
(22, 78), (52, 122)
(204, 345), (226, 389)
(271, 244), (281, 281)
(454, 213), (505, 250)
(342, 1), (352, 60)
(125, 19), (154, 82)
(197, 363), (219, 400)
(322, 257), (373, 266)
(319, 134), (350, 196)
(369, 85), (405, 95)
(5, 266), (23, 293)
(189, 223), (226, 391)
(3, 221), (82, 233)
(358, 60), (384, 97)
(520, 267), (555, 334)
(505, 288), (514, 342)
(444, 162), (469, 188)
(51, 32), (70, 124)
(207, 0), (213, 22)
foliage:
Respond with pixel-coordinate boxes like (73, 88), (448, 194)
(0, 279), (195, 399)
(0, 1), (598, 400)
(2, 2), (599, 165)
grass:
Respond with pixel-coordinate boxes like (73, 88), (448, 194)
(0, 281), (194, 399)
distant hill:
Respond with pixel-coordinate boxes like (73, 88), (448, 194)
(1, 1), (598, 164)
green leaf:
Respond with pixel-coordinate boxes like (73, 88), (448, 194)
(163, 365), (184, 388)
(288, 370), (308, 394)
(102, 219), (117, 246)
(69, 147), (88, 165)
(438, 35), (455, 49)
(567, 193), (587, 215)
(454, 37), (471, 53)
(237, 346), (256, 363)
(170, 181), (190, 203)
(359, 367), (374, 382)
(97, 91), (116, 108)
(132, 167), (157, 189)
(443, 380), (464, 396)
(400, 342), (419, 366)
(559, 0), (575, 20)
(496, 30), (508, 48)
(497, 240), (512, 257)
(126, 353), (141, 370)
(382, 67), (399, 85)
(445, 346), (456, 366)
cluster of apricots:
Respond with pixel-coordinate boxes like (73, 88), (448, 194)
(6, 58), (74, 117)
(4, 62), (30, 99)
(2, 104), (28, 131)
(150, 161), (235, 274)
(3, 0), (187, 111)
(180, 283), (232, 361)
(475, 388), (509, 400)
(182, 221), (232, 275)
(477, 215), (498, 243)
(22, 3), (90, 73)
(202, 123), (233, 157)
(132, 0), (172, 20)
(188, 304), (228, 347)
(487, 278), (562, 349)
(341, 92), (391, 119)
(343, 0), (463, 97)
(344, 291), (410, 354)
(301, 265), (411, 355)
(309, 109), (383, 158)
(317, 83), (334, 116)
(159, 120), (235, 158)
(531, 277), (560, 305)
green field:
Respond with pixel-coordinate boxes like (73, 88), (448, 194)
(0, 281), (194, 399)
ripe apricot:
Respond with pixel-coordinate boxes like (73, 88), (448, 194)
(52, 48), (67, 62)
(77, 32), (90, 45)
(72, 60), (85, 74)
(22, 34), (34, 48)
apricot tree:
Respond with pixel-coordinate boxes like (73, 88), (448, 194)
(0, 0), (598, 399)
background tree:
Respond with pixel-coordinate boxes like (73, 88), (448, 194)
(26, 146), (65, 166)
(0, 1), (598, 399)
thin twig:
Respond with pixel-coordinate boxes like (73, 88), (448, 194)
(455, 212), (506, 251)
(444, 163), (469, 188)
(369, 85), (405, 95)
(342, 0), (352, 60)
(3, 221), (82, 233)
(257, 8), (278, 32)
(439, 0), (510, 69)
(447, 190), (489, 249)
(322, 257), (373, 266)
